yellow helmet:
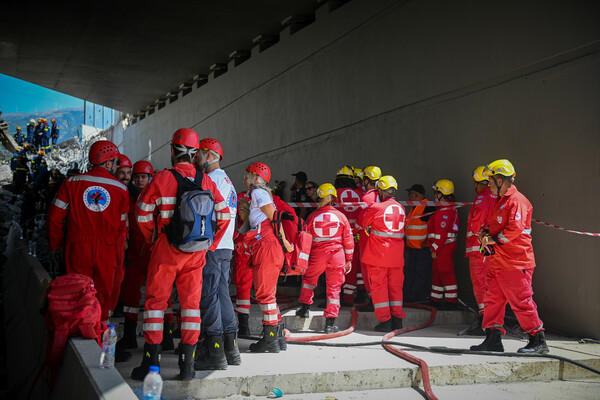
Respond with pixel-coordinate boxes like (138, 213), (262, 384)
(377, 175), (398, 190)
(16, 146), (23, 151)
(353, 168), (364, 179)
(317, 183), (337, 198)
(336, 165), (354, 178)
(363, 166), (382, 181)
(473, 165), (488, 182)
(484, 159), (516, 178)
(16, 126), (21, 130)
(433, 179), (454, 195)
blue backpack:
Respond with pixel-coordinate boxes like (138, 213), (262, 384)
(165, 169), (216, 252)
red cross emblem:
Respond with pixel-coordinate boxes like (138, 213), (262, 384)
(384, 205), (405, 232)
(313, 212), (340, 237)
(340, 189), (360, 212)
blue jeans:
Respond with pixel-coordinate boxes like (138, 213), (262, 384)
(200, 249), (237, 336)
(403, 247), (432, 301)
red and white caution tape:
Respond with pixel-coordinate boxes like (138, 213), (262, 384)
(532, 219), (600, 238)
(286, 201), (473, 209)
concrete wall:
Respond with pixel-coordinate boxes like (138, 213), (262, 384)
(121, 0), (600, 338)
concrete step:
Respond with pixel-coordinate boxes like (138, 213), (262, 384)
(114, 321), (600, 400)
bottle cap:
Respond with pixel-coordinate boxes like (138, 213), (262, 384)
(108, 324), (115, 329)
(149, 366), (160, 373)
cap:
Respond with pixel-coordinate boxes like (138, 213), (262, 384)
(292, 171), (307, 183)
(405, 184), (426, 195)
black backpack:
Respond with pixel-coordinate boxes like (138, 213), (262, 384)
(165, 169), (216, 252)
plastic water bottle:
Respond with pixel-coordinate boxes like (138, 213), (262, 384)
(143, 366), (163, 399)
(99, 324), (117, 369)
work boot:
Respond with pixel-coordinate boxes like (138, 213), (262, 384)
(356, 300), (374, 312)
(470, 329), (504, 352)
(354, 289), (368, 304)
(295, 303), (310, 318)
(223, 332), (242, 365)
(374, 319), (393, 332)
(194, 335), (228, 371)
(178, 343), (197, 380)
(237, 314), (251, 339)
(518, 331), (549, 354)
(161, 322), (175, 351)
(391, 316), (403, 330)
(249, 325), (280, 353)
(131, 343), (161, 381)
(116, 319), (138, 350)
(324, 317), (339, 334)
(277, 322), (287, 351)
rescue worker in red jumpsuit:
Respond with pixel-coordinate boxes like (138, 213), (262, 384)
(358, 176), (406, 332)
(131, 128), (231, 381)
(464, 166), (497, 335)
(243, 162), (290, 353)
(471, 159), (548, 354)
(355, 166), (382, 311)
(427, 179), (459, 309)
(47, 140), (128, 322)
(335, 166), (364, 305)
(295, 183), (354, 333)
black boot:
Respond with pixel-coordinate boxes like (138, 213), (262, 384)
(117, 319), (138, 350)
(295, 303), (310, 318)
(194, 335), (228, 370)
(391, 316), (403, 330)
(518, 331), (549, 354)
(356, 299), (374, 312)
(237, 314), (251, 339)
(374, 319), (393, 332)
(223, 332), (242, 365)
(161, 322), (175, 351)
(277, 323), (287, 351)
(325, 317), (339, 334)
(178, 343), (196, 380)
(249, 325), (280, 353)
(131, 343), (161, 381)
(470, 329), (504, 352)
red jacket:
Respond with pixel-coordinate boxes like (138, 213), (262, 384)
(135, 163), (231, 251)
(47, 166), (129, 250)
(488, 185), (535, 270)
(306, 205), (354, 262)
(465, 187), (497, 257)
(359, 197), (406, 268)
(336, 187), (364, 234)
(357, 188), (379, 242)
(427, 206), (459, 256)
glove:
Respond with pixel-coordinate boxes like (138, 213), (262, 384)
(480, 244), (495, 256)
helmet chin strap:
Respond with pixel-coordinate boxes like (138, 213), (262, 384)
(200, 152), (218, 171)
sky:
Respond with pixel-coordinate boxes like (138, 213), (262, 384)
(0, 73), (84, 114)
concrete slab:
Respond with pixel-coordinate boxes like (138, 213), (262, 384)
(113, 307), (600, 400)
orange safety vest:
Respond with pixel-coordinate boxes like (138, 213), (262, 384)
(405, 199), (429, 249)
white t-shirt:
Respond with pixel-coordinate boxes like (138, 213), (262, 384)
(249, 188), (275, 229)
(207, 168), (236, 250)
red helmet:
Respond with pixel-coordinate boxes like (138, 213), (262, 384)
(89, 140), (119, 164)
(246, 162), (271, 183)
(199, 138), (223, 160)
(117, 153), (133, 168)
(132, 160), (153, 175)
(51, 118), (56, 123)
(171, 128), (200, 149)
(37, 150), (45, 156)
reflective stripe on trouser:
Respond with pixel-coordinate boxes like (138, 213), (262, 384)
(200, 249), (237, 336)
(65, 236), (124, 321)
(143, 234), (206, 345)
(367, 264), (406, 322)
(430, 242), (458, 303)
(469, 256), (489, 314)
(298, 247), (345, 318)
(232, 239), (253, 314)
(342, 239), (362, 303)
(250, 224), (284, 326)
(483, 268), (544, 336)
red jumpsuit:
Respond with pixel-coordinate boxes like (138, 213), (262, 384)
(299, 206), (354, 318)
(427, 207), (459, 304)
(136, 163), (230, 345)
(47, 166), (128, 321)
(336, 187), (364, 303)
(483, 185), (543, 335)
(359, 198), (406, 322)
(465, 187), (497, 314)
(232, 191), (252, 316)
(357, 188), (379, 296)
